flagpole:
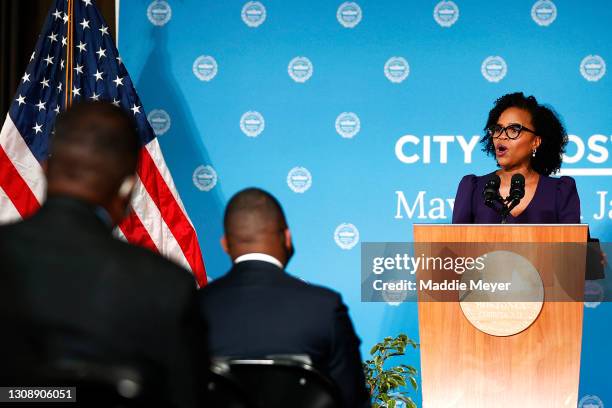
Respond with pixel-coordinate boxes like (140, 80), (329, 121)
(115, 0), (120, 48)
(65, 0), (74, 109)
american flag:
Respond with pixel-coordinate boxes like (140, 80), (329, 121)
(0, 0), (207, 286)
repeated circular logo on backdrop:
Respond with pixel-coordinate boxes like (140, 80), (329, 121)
(241, 1), (266, 28)
(334, 223), (360, 250)
(240, 111), (265, 137)
(336, 2), (362, 28)
(288, 57), (314, 83)
(531, 0), (557, 26)
(147, 109), (171, 136)
(578, 395), (604, 408)
(381, 279), (408, 306)
(192, 165), (218, 191)
(580, 55), (606, 82)
(147, 0), (172, 26)
(384, 57), (410, 83)
(584, 280), (604, 309)
(481, 56), (507, 82)
(287, 166), (312, 193)
(193, 55), (218, 82)
(335, 112), (360, 139)
(433, 1), (459, 27)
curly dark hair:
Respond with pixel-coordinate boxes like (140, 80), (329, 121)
(481, 92), (568, 176)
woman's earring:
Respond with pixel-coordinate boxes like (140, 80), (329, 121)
(532, 148), (537, 157)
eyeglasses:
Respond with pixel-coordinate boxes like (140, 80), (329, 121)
(487, 124), (536, 140)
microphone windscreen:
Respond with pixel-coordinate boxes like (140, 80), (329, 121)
(485, 174), (500, 189)
(510, 174), (525, 199)
(483, 174), (501, 202)
(511, 173), (525, 186)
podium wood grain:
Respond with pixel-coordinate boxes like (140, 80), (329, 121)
(413, 224), (587, 408)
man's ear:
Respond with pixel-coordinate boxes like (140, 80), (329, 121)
(118, 176), (136, 199)
(220, 235), (229, 254)
(104, 176), (136, 227)
(284, 228), (292, 252)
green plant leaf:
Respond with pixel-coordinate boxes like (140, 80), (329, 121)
(400, 364), (418, 375)
(409, 376), (418, 391)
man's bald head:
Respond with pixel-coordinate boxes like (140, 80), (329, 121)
(223, 188), (292, 264)
(46, 102), (140, 222)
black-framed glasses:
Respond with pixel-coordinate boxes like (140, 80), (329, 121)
(487, 123), (536, 140)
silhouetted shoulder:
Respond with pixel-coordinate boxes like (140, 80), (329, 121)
(277, 274), (346, 311)
(108, 237), (198, 290)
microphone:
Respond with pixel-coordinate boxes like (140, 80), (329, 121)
(500, 174), (526, 223)
(483, 175), (502, 209)
(506, 174), (525, 213)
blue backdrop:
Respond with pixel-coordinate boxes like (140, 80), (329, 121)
(119, 1), (611, 405)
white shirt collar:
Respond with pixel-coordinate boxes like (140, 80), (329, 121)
(234, 253), (283, 269)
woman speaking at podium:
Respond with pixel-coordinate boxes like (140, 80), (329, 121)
(452, 92), (579, 224)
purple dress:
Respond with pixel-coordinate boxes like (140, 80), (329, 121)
(451, 173), (581, 224)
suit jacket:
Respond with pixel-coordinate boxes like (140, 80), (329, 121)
(198, 259), (370, 408)
(0, 196), (207, 408)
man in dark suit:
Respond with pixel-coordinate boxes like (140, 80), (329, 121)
(198, 188), (370, 408)
(0, 102), (206, 408)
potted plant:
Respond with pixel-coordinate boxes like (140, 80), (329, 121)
(363, 334), (419, 408)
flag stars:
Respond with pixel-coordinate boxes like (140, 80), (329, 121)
(93, 69), (104, 81)
(72, 86), (81, 96)
(57, 82), (63, 92)
(77, 41), (87, 52)
(53, 9), (62, 20)
(48, 32), (58, 43)
(63, 13), (69, 24)
(99, 25), (109, 36)
(40, 77), (50, 88)
(96, 47), (106, 60)
(30, 52), (35, 62)
(32, 123), (43, 134)
(82, 0), (92, 6)
(111, 98), (120, 107)
(116, 56), (122, 65)
(54, 105), (61, 114)
(113, 75), (124, 87)
(74, 64), (84, 75)
(44, 55), (54, 66)
(61, 36), (67, 47)
(36, 100), (46, 111)
(80, 18), (90, 30)
(15, 95), (26, 106)
(60, 59), (65, 69)
(89, 92), (100, 101)
(130, 104), (141, 115)
(22, 73), (31, 83)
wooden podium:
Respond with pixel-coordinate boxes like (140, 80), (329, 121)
(413, 224), (588, 408)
